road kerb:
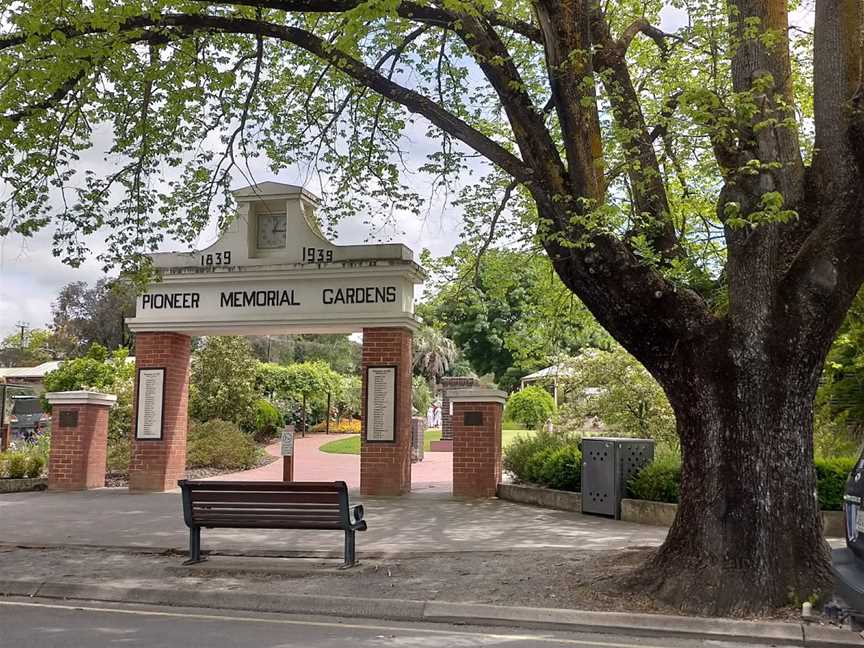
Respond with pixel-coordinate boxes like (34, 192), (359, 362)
(0, 578), (861, 646)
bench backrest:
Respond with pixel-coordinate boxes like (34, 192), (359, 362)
(179, 480), (351, 531)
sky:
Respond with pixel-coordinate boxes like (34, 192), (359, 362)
(0, 123), (468, 336)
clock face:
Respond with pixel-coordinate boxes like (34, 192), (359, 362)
(257, 213), (287, 249)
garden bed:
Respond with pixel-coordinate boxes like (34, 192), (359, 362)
(104, 452), (279, 488)
(0, 477), (48, 494)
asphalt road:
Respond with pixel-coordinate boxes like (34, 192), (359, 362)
(0, 598), (797, 648)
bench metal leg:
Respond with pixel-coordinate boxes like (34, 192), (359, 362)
(341, 530), (356, 568)
(183, 527), (205, 565)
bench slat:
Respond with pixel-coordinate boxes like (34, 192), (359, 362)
(191, 502), (340, 511)
(190, 491), (341, 504)
(182, 480), (344, 492)
(191, 508), (342, 517)
(196, 518), (345, 529)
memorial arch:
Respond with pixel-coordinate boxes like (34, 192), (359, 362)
(125, 182), (424, 495)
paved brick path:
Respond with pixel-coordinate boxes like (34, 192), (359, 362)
(213, 434), (453, 494)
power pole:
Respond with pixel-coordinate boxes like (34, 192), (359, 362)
(14, 321), (29, 347)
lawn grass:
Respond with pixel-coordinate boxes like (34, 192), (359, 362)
(318, 427), (533, 455)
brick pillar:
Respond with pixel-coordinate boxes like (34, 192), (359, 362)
(451, 388), (507, 498)
(129, 332), (191, 492)
(440, 376), (479, 441)
(45, 391), (117, 491)
(360, 327), (412, 496)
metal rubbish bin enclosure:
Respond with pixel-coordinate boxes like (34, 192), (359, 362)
(581, 437), (654, 518)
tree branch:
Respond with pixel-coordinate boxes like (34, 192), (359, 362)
(2, 12), (535, 183)
(591, 8), (678, 257)
(534, 0), (604, 202)
(194, 0), (544, 43)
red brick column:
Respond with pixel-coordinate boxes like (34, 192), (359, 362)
(451, 389), (506, 498)
(360, 327), (413, 496)
(129, 332), (192, 492)
(45, 391), (117, 491)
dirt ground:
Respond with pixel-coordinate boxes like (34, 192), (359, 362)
(0, 544), (800, 621)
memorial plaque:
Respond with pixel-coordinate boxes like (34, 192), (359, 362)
(135, 368), (165, 440)
(463, 411), (484, 426)
(58, 410), (79, 428)
(365, 366), (396, 442)
(281, 425), (295, 456)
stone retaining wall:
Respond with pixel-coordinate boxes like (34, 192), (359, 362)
(496, 483), (582, 512)
(0, 477), (47, 494)
(497, 483), (846, 537)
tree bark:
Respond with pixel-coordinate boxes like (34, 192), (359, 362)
(633, 324), (833, 613)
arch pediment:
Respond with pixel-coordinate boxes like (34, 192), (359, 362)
(126, 183), (425, 335)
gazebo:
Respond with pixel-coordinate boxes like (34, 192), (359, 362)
(519, 364), (577, 406)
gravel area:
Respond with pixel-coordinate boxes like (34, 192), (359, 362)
(0, 544), (801, 622)
(104, 451), (279, 488)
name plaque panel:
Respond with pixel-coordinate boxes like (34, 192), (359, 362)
(365, 366), (396, 442)
(136, 368), (165, 440)
(281, 426), (295, 456)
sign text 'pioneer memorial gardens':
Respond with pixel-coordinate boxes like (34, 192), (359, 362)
(126, 182), (424, 336)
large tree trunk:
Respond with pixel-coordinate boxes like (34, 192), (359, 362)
(633, 327), (834, 614)
(546, 234), (850, 614)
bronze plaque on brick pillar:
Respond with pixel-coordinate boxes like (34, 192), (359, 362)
(58, 410), (78, 428)
(463, 411), (484, 426)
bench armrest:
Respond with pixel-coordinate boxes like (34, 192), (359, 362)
(352, 504), (364, 525)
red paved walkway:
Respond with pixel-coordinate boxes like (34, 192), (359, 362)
(213, 433), (453, 493)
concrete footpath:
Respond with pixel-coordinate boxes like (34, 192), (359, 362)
(0, 488), (666, 553)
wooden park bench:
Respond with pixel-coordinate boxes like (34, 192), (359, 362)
(178, 480), (367, 567)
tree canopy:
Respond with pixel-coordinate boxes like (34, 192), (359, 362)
(418, 246), (611, 389)
(51, 278), (136, 354)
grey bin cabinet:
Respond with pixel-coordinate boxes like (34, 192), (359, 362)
(581, 437), (654, 518)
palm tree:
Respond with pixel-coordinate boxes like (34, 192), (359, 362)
(412, 327), (459, 384)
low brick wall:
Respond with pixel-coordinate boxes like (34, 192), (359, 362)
(499, 484), (847, 538)
(496, 483), (582, 512)
(0, 477), (47, 494)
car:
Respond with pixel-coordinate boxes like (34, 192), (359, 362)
(832, 452), (864, 625)
(8, 395), (48, 442)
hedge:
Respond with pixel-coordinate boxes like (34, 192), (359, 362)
(816, 455), (857, 511)
(503, 431), (582, 491)
(187, 419), (263, 470)
(626, 456), (681, 504)
(626, 455), (858, 511)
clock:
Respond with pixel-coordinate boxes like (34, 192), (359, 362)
(257, 213), (287, 249)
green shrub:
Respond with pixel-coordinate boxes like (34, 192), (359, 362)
(625, 455), (857, 509)
(523, 446), (556, 484)
(25, 454), (45, 478)
(627, 456), (682, 503)
(186, 419), (263, 470)
(538, 446), (582, 491)
(5, 452), (28, 479)
(505, 386), (556, 430)
(503, 430), (581, 490)
(107, 438), (131, 473)
(816, 455), (857, 511)
(412, 376), (433, 416)
(252, 399), (283, 442)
